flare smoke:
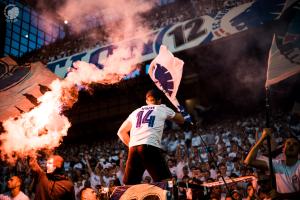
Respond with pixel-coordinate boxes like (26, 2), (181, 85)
(0, 0), (156, 164)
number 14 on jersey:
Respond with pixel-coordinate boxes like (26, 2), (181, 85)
(136, 110), (156, 128)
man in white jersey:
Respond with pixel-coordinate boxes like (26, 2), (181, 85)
(244, 128), (300, 199)
(117, 89), (185, 184)
(0, 176), (29, 200)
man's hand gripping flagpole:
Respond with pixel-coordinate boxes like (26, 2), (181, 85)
(148, 45), (193, 125)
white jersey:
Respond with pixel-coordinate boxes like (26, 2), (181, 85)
(259, 156), (300, 193)
(89, 172), (101, 190)
(273, 160), (300, 193)
(0, 191), (30, 200)
(128, 104), (175, 148)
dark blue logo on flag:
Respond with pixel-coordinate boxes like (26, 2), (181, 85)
(154, 63), (174, 96)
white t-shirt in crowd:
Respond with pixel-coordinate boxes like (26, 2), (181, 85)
(175, 161), (188, 180)
(205, 134), (215, 145)
(89, 172), (101, 190)
(110, 155), (119, 162)
(127, 104), (175, 148)
(102, 162), (113, 169)
(222, 134), (231, 146)
(215, 135), (220, 144)
(73, 162), (83, 170)
(116, 169), (124, 185)
(64, 161), (71, 172)
(169, 166), (177, 177)
(260, 156), (300, 193)
(102, 175), (113, 187)
(228, 152), (237, 158)
(74, 181), (85, 200)
(183, 130), (192, 141)
(167, 139), (178, 153)
(275, 137), (283, 144)
(232, 136), (241, 146)
(226, 161), (234, 174)
(273, 160), (300, 193)
(248, 136), (255, 145)
(191, 136), (201, 147)
(200, 152), (208, 162)
(0, 191), (30, 200)
(210, 168), (217, 180)
(232, 167), (241, 176)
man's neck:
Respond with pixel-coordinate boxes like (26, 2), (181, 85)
(285, 156), (298, 166)
(11, 188), (20, 197)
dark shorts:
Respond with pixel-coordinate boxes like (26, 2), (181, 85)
(123, 144), (172, 185)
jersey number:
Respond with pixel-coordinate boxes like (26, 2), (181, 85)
(136, 110), (155, 128)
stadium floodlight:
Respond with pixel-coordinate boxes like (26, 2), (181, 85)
(64, 20), (68, 24)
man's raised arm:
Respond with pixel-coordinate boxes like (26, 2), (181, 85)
(244, 128), (271, 169)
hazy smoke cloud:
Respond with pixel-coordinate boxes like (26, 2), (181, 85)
(0, 0), (157, 164)
(188, 27), (273, 108)
(58, 0), (154, 32)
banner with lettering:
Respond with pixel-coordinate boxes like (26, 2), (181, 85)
(47, 0), (288, 78)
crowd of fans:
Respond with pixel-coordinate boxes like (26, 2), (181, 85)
(0, 110), (299, 199)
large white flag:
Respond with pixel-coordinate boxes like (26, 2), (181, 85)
(265, 1), (300, 87)
(266, 34), (300, 87)
(148, 45), (184, 111)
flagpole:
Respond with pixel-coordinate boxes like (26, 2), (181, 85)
(265, 86), (276, 190)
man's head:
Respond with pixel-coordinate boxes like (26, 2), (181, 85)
(246, 183), (254, 197)
(7, 176), (22, 190)
(283, 137), (300, 158)
(182, 165), (189, 175)
(167, 159), (174, 168)
(232, 190), (241, 200)
(146, 89), (162, 105)
(46, 155), (64, 174)
(218, 163), (227, 175)
(80, 187), (98, 200)
(203, 170), (210, 179)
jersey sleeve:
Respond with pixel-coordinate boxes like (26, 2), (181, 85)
(164, 105), (176, 119)
(127, 109), (138, 122)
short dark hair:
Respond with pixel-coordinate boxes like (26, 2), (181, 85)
(285, 135), (300, 144)
(146, 89), (162, 101)
(218, 163), (226, 168)
(79, 187), (97, 199)
(11, 176), (22, 186)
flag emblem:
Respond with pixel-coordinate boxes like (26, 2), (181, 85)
(152, 63), (174, 96)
